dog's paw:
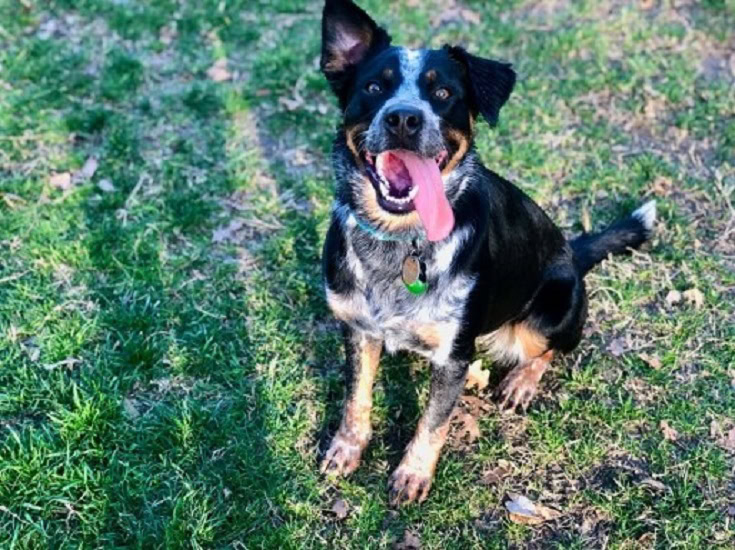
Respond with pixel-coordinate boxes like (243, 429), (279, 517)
(388, 461), (434, 506)
(320, 432), (365, 477)
(495, 365), (542, 413)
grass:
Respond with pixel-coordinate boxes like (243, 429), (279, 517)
(0, 0), (734, 548)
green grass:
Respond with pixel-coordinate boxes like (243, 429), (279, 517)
(1, 0), (734, 548)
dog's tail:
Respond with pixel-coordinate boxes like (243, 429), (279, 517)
(570, 200), (656, 275)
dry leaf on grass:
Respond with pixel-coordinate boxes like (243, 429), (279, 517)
(123, 398), (140, 420)
(43, 357), (81, 371)
(212, 219), (245, 243)
(665, 289), (682, 306)
(505, 493), (561, 525)
(50, 172), (72, 190)
(394, 530), (421, 550)
(78, 156), (98, 180)
(453, 411), (480, 443)
(1, 192), (25, 209)
(607, 337), (627, 357)
(465, 359), (489, 390)
(207, 58), (232, 82)
(639, 477), (668, 492)
(659, 420), (679, 441)
(651, 175), (673, 197)
(480, 460), (511, 485)
(97, 179), (116, 193)
(638, 353), (662, 369)
(330, 498), (349, 520)
(682, 288), (704, 309)
(640, 0), (656, 9)
(729, 53), (735, 78)
(709, 418), (735, 452)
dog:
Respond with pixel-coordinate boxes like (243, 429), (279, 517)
(318, 0), (656, 506)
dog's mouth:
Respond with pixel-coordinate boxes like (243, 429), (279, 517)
(361, 149), (455, 242)
(363, 150), (448, 214)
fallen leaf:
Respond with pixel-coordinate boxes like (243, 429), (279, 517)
(78, 156), (98, 180)
(659, 420), (679, 441)
(581, 204), (591, 232)
(465, 359), (489, 390)
(212, 219), (245, 243)
(727, 504), (735, 517)
(330, 498), (349, 520)
(123, 398), (140, 420)
(682, 288), (704, 309)
(651, 175), (673, 197)
(454, 411), (480, 443)
(724, 427), (735, 451)
(607, 337), (627, 357)
(278, 95), (304, 111)
(640, 0), (656, 9)
(639, 477), (668, 492)
(709, 418), (735, 452)
(159, 24), (177, 45)
(207, 58), (232, 82)
(638, 353), (662, 369)
(480, 461), (510, 485)
(460, 395), (491, 415)
(729, 53), (735, 78)
(97, 179), (116, 193)
(394, 530), (421, 550)
(665, 289), (682, 306)
(43, 357), (81, 371)
(505, 493), (561, 525)
(1, 192), (25, 209)
(50, 172), (72, 190)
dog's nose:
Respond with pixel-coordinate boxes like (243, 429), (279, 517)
(383, 106), (423, 139)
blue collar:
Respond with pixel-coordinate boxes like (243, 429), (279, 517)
(352, 214), (418, 242)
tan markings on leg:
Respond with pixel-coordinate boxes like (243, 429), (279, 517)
(496, 350), (554, 413)
(480, 321), (549, 365)
(515, 323), (548, 359)
(321, 335), (382, 477)
(411, 322), (448, 349)
(442, 129), (470, 177)
(388, 413), (451, 506)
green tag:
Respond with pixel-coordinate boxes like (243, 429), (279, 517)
(402, 255), (427, 295)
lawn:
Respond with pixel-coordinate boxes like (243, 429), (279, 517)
(0, 0), (734, 548)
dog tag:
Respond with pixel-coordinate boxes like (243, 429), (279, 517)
(402, 254), (427, 295)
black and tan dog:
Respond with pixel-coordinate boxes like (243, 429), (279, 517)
(319, 0), (656, 505)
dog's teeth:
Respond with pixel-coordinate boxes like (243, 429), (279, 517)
(408, 186), (418, 200)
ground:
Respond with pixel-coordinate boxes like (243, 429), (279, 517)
(0, 0), (734, 548)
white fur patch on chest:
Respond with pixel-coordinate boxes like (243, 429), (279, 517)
(327, 226), (475, 365)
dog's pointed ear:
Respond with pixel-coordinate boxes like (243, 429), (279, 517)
(321, 0), (391, 102)
(448, 46), (515, 126)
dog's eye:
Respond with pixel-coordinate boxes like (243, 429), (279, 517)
(365, 82), (382, 95)
(434, 87), (451, 100)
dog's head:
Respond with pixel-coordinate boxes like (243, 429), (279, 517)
(321, 0), (515, 241)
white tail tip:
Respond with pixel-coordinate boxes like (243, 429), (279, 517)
(632, 200), (657, 231)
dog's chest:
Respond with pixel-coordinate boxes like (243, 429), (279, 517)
(327, 230), (474, 364)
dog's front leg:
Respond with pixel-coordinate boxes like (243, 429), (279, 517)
(388, 358), (468, 506)
(321, 326), (382, 477)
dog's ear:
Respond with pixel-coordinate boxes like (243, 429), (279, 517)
(448, 46), (515, 126)
(321, 0), (391, 103)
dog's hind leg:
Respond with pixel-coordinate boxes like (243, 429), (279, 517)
(321, 326), (382, 477)
(494, 268), (587, 413)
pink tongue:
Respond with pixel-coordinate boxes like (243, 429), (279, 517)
(392, 151), (455, 242)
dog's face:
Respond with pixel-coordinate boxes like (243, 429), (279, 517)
(321, 0), (515, 240)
